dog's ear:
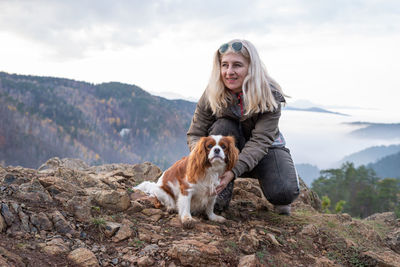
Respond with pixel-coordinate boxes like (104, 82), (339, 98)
(186, 136), (209, 183)
(225, 136), (239, 171)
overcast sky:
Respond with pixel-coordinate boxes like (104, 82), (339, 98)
(1, 0), (400, 113)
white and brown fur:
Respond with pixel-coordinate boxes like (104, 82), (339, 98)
(134, 135), (238, 228)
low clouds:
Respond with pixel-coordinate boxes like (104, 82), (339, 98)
(1, 0), (399, 59)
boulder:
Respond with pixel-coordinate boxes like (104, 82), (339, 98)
(0, 214), (6, 232)
(30, 212), (53, 231)
(168, 239), (221, 267)
(0, 246), (25, 267)
(238, 254), (261, 267)
(112, 219), (133, 242)
(66, 196), (93, 223)
(362, 250), (400, 267)
(365, 212), (398, 226)
(67, 248), (99, 267)
(50, 210), (75, 234)
(92, 190), (131, 211)
(239, 230), (260, 254)
(385, 229), (400, 253)
(0, 203), (15, 226)
(14, 179), (53, 204)
(42, 238), (70, 255)
(38, 157), (89, 172)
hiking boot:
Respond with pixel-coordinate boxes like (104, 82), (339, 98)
(274, 204), (291, 215)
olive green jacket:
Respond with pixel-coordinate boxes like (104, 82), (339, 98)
(187, 90), (284, 177)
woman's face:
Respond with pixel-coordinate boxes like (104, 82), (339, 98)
(220, 52), (249, 94)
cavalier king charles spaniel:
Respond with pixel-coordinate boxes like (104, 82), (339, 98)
(134, 135), (238, 228)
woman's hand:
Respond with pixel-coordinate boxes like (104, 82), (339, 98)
(216, 171), (235, 194)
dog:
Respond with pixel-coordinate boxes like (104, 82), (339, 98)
(134, 135), (238, 228)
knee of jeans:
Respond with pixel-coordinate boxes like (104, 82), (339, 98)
(209, 118), (240, 137)
(267, 182), (300, 206)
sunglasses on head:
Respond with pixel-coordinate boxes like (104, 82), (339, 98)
(219, 42), (243, 54)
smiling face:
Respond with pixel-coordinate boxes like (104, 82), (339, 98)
(220, 52), (249, 94)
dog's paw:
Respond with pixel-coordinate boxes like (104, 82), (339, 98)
(167, 207), (176, 214)
(209, 214), (226, 223)
(181, 216), (196, 229)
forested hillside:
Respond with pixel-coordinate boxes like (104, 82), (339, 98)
(312, 162), (400, 218)
(369, 151), (400, 179)
(0, 72), (196, 169)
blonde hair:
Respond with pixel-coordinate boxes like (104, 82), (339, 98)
(206, 39), (285, 116)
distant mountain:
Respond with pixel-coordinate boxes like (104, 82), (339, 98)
(339, 144), (400, 167)
(368, 151), (400, 179)
(284, 106), (349, 116)
(150, 91), (198, 102)
(0, 72), (196, 169)
(295, 163), (320, 186)
(346, 122), (400, 139)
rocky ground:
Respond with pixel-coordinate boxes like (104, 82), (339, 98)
(1, 157), (400, 267)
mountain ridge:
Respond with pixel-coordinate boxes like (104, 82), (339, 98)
(0, 71), (196, 169)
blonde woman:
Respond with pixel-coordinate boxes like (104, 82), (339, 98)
(187, 39), (299, 215)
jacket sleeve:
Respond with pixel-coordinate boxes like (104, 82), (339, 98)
(187, 92), (216, 151)
(232, 105), (281, 177)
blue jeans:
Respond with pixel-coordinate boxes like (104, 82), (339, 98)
(209, 118), (300, 210)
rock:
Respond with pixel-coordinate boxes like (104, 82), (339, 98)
(137, 255), (155, 266)
(239, 230), (259, 254)
(168, 239), (221, 267)
(3, 174), (17, 184)
(138, 228), (164, 243)
(299, 224), (319, 237)
(294, 177), (322, 211)
(365, 212), (398, 226)
(141, 208), (164, 216)
(30, 212), (53, 231)
(15, 179), (54, 204)
(93, 190), (131, 211)
(38, 157), (89, 172)
(169, 217), (182, 228)
(38, 176), (80, 196)
(386, 229), (400, 253)
(0, 214), (6, 232)
(50, 210), (75, 234)
(42, 238), (70, 255)
(266, 233), (281, 247)
(1, 203), (15, 226)
(238, 254), (261, 267)
(130, 162), (162, 183)
(307, 255), (338, 267)
(66, 196), (93, 223)
(67, 247), (99, 267)
(104, 221), (121, 238)
(112, 219), (133, 242)
(126, 201), (144, 213)
(141, 244), (159, 255)
(361, 250), (400, 267)
(0, 246), (25, 267)
(18, 210), (31, 232)
(111, 258), (119, 265)
(194, 223), (222, 236)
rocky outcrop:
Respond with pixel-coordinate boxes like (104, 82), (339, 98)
(1, 157), (400, 266)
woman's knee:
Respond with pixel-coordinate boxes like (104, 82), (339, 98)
(255, 147), (300, 205)
(266, 181), (300, 205)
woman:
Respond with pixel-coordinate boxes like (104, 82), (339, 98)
(187, 39), (299, 215)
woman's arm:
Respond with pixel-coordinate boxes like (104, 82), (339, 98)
(232, 105), (281, 177)
(186, 92), (216, 151)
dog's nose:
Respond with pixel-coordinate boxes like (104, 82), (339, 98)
(214, 148), (220, 154)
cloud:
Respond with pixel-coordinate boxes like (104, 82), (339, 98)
(1, 0), (399, 60)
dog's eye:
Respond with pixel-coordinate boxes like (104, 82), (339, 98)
(221, 144), (226, 149)
(207, 144), (213, 149)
